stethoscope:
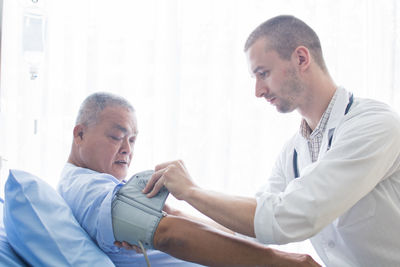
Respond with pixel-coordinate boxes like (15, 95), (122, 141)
(293, 93), (354, 179)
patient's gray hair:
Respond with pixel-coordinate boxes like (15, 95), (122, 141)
(244, 15), (327, 73)
(76, 92), (135, 126)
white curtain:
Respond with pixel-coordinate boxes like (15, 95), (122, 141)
(1, 0), (399, 260)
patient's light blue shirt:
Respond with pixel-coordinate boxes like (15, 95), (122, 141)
(58, 163), (203, 267)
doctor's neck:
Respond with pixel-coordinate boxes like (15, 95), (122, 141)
(297, 71), (337, 131)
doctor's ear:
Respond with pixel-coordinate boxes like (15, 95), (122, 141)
(293, 46), (310, 70)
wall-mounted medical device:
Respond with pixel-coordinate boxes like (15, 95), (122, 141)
(22, 0), (46, 80)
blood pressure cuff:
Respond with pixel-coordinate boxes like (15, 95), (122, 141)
(112, 170), (169, 249)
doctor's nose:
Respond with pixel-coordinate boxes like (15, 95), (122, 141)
(255, 79), (268, 98)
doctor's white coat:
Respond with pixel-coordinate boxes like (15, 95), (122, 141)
(254, 87), (400, 267)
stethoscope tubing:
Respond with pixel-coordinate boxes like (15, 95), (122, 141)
(293, 93), (354, 179)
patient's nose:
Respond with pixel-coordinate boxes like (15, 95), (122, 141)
(120, 138), (132, 154)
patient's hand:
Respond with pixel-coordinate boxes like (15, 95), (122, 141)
(114, 241), (143, 254)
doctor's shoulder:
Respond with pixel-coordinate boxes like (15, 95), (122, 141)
(337, 97), (400, 143)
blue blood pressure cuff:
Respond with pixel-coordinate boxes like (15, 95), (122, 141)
(112, 170), (169, 249)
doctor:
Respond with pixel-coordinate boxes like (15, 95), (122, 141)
(144, 15), (400, 266)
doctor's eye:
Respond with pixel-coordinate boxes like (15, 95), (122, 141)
(257, 71), (269, 79)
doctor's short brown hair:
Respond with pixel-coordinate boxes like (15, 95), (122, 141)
(244, 15), (328, 73)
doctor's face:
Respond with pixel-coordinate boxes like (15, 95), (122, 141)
(75, 106), (138, 180)
(246, 38), (305, 113)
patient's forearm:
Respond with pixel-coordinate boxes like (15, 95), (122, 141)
(171, 208), (234, 235)
(153, 215), (317, 267)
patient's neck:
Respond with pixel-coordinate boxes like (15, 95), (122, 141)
(67, 149), (82, 168)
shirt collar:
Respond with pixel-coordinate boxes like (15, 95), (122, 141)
(299, 89), (339, 139)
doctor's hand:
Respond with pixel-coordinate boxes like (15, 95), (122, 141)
(272, 250), (322, 267)
(143, 160), (196, 200)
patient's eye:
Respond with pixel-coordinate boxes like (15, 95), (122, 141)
(110, 135), (122, 141)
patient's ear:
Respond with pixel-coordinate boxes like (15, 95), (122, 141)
(73, 124), (85, 145)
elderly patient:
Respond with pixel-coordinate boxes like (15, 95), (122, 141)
(57, 92), (319, 267)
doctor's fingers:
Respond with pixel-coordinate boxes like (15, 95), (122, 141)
(145, 177), (166, 198)
(143, 168), (166, 195)
(154, 159), (182, 171)
(281, 253), (321, 267)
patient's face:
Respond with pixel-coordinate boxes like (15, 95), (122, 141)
(77, 106), (138, 180)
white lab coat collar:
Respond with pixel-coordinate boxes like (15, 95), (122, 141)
(293, 87), (352, 173)
(325, 87), (352, 133)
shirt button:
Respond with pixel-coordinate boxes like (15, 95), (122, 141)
(328, 241), (335, 248)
